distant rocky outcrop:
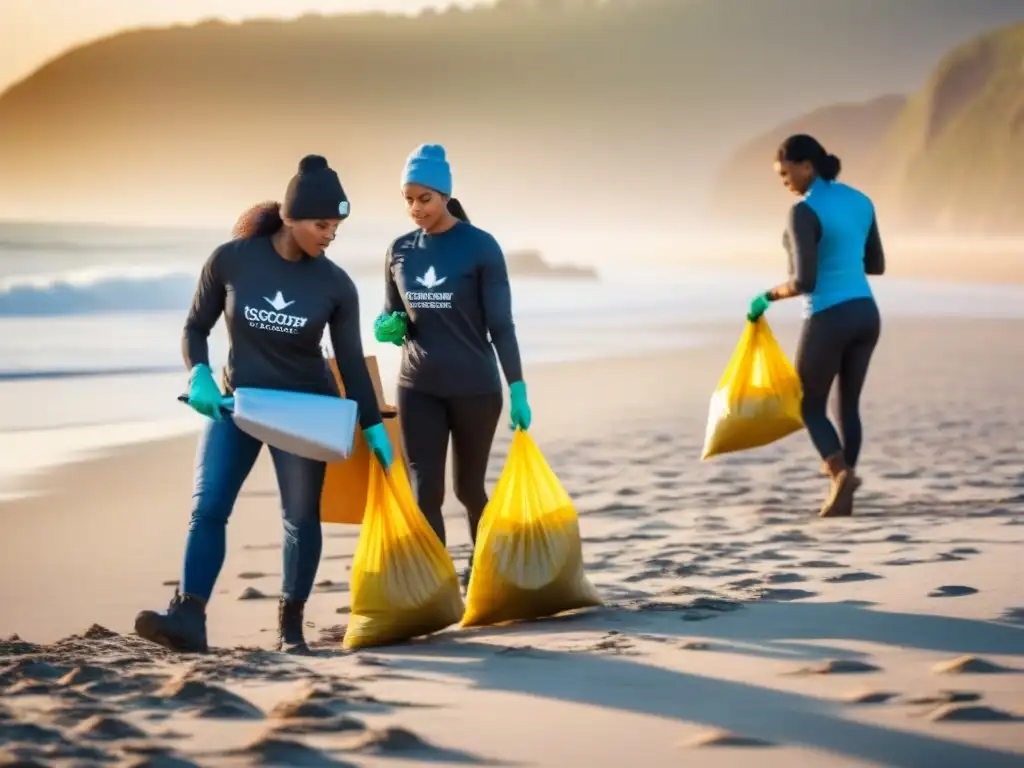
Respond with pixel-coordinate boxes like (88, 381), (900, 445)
(505, 249), (597, 279)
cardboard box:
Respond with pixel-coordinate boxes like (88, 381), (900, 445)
(319, 356), (405, 525)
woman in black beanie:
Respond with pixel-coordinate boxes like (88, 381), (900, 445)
(134, 154), (393, 654)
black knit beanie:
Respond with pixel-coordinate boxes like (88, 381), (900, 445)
(282, 154), (350, 220)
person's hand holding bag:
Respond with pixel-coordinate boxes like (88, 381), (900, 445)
(363, 422), (394, 470)
(508, 380), (532, 431)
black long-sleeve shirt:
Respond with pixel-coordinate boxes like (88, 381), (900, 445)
(383, 220), (524, 397)
(182, 236), (382, 429)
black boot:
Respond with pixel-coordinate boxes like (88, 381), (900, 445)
(277, 598), (308, 653)
(134, 588), (209, 653)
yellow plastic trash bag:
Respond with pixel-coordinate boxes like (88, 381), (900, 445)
(462, 429), (603, 628)
(701, 317), (804, 460)
(343, 459), (465, 650)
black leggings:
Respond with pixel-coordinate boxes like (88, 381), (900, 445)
(397, 387), (503, 546)
(796, 298), (881, 467)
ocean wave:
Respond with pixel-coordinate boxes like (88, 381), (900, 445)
(0, 238), (187, 253)
(0, 267), (198, 316)
(0, 365), (182, 382)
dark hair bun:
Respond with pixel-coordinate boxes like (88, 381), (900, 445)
(298, 154), (328, 173)
(818, 153), (842, 182)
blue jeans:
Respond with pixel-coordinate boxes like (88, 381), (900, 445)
(180, 415), (326, 603)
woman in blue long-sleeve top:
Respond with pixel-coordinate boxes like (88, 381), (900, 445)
(373, 144), (531, 584)
(747, 134), (886, 518)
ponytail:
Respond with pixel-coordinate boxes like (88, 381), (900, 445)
(815, 153), (842, 182)
(232, 201), (284, 240)
(447, 197), (470, 223)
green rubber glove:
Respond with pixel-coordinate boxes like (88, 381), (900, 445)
(363, 422), (394, 470)
(187, 364), (224, 421)
(747, 291), (772, 323)
(508, 380), (532, 431)
(373, 311), (408, 346)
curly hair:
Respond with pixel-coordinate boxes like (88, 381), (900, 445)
(232, 201), (284, 240)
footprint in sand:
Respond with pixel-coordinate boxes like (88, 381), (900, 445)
(880, 556), (930, 567)
(791, 659), (882, 676)
(343, 725), (471, 761)
(754, 588), (818, 602)
(926, 705), (1020, 723)
(71, 714), (148, 742)
(932, 656), (1016, 675)
(726, 578), (762, 590)
(238, 587), (278, 601)
(825, 572), (883, 584)
(120, 753), (203, 768)
(44, 702), (121, 728)
(904, 691), (982, 705)
(764, 530), (817, 544)
(267, 695), (367, 736)
(998, 607), (1024, 625)
(569, 631), (638, 656)
(269, 715), (365, 737)
(928, 585), (979, 598)
(746, 550), (795, 563)
(841, 689), (899, 704)
(142, 674), (265, 720)
(313, 580), (349, 593)
(798, 560), (847, 569)
(684, 729), (775, 748)
(766, 572), (806, 584)
(708, 568), (758, 578)
(4, 679), (53, 696)
(217, 735), (349, 766)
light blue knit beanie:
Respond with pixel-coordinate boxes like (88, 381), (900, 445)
(401, 144), (453, 196)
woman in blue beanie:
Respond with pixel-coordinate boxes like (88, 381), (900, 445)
(134, 154), (394, 655)
(375, 144), (530, 582)
(747, 135), (885, 518)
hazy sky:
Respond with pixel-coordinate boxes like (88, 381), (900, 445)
(0, 0), (481, 92)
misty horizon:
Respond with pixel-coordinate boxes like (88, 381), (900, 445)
(1, 0), (1023, 262)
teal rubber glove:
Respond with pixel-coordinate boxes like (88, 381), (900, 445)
(747, 291), (772, 323)
(187, 364), (224, 421)
(363, 422), (394, 470)
(508, 380), (532, 431)
(373, 311), (408, 346)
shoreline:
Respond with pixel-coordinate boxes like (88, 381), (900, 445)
(0, 312), (1016, 501)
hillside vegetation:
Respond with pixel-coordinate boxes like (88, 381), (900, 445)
(1, 0), (1022, 226)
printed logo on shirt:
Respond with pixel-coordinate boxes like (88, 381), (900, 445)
(406, 266), (453, 309)
(243, 291), (308, 334)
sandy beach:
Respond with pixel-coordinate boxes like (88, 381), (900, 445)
(1, 315), (1023, 767)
